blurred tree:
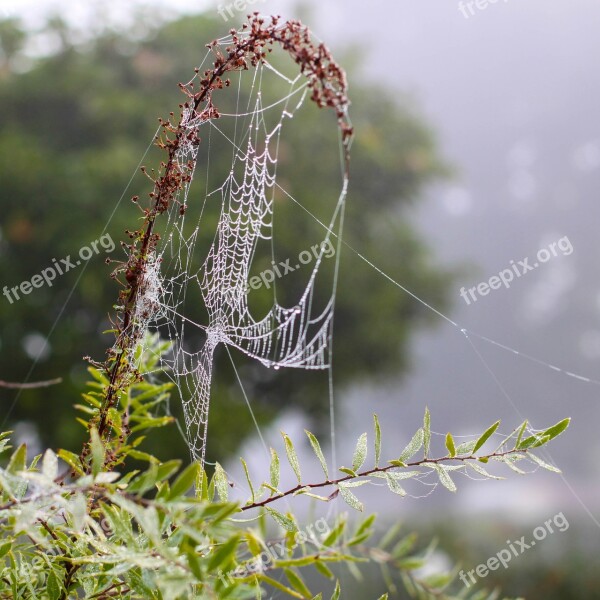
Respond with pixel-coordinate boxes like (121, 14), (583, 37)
(0, 12), (456, 462)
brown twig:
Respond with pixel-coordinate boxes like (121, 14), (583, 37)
(0, 378), (62, 390)
(240, 449), (530, 511)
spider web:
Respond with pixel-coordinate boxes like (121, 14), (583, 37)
(134, 32), (349, 468)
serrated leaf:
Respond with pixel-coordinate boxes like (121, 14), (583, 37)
(398, 428), (424, 463)
(282, 432), (302, 484)
(373, 415), (382, 467)
(213, 462), (229, 502)
(423, 407), (431, 458)
(338, 484), (363, 511)
(305, 431), (328, 480)
(445, 433), (456, 458)
(473, 420), (500, 454)
(432, 464), (457, 492)
(266, 507), (297, 532)
(352, 433), (368, 472)
(331, 580), (341, 600)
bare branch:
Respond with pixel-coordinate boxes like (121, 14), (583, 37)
(0, 378), (62, 390)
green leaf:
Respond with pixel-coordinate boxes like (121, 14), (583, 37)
(432, 464), (457, 492)
(213, 462), (229, 502)
(455, 439), (477, 455)
(240, 458), (256, 503)
(338, 467), (357, 476)
(155, 459), (181, 482)
(258, 574), (305, 599)
(528, 453), (561, 473)
(338, 483), (364, 512)
(266, 507), (297, 532)
(391, 532), (417, 558)
(305, 431), (329, 480)
(285, 568), (312, 599)
(421, 572), (453, 589)
(186, 546), (204, 581)
(348, 514), (377, 546)
(385, 474), (407, 496)
(314, 561), (334, 579)
(542, 417), (571, 441)
(515, 420), (529, 448)
(374, 415), (382, 467)
(473, 420), (500, 454)
(7, 444), (27, 475)
(518, 418), (570, 449)
(0, 540), (11, 559)
(499, 454), (528, 474)
(331, 580), (341, 600)
(89, 427), (104, 477)
(423, 407), (431, 458)
(467, 462), (504, 480)
(269, 447), (281, 489)
(398, 428), (424, 463)
(0, 431), (12, 455)
(207, 534), (240, 572)
(445, 433), (456, 458)
(352, 433), (368, 472)
(47, 570), (62, 600)
(282, 432), (302, 484)
(323, 518), (346, 546)
(169, 462), (200, 499)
